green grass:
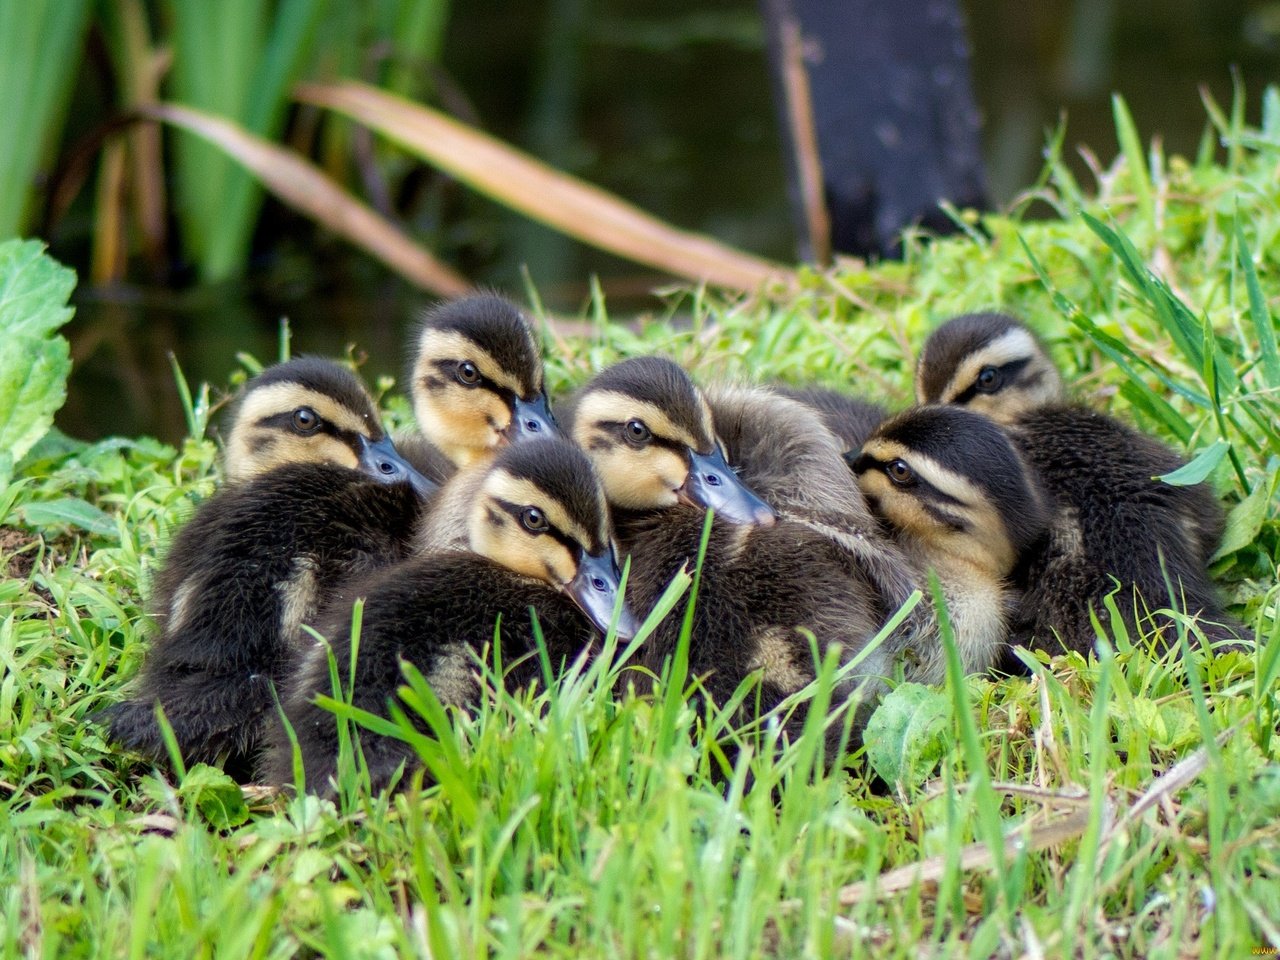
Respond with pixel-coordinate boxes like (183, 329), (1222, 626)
(3, 94), (1280, 956)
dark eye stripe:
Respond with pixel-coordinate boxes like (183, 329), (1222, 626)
(593, 420), (691, 454)
(430, 358), (515, 403)
(853, 453), (966, 508)
(494, 498), (579, 554)
(951, 356), (1032, 405)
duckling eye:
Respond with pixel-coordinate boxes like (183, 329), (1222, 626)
(976, 366), (1002, 393)
(521, 507), (549, 533)
(456, 361), (481, 386)
(291, 407), (320, 433)
(886, 459), (915, 485)
(623, 419), (651, 445)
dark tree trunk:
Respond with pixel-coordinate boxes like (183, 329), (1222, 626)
(761, 0), (989, 261)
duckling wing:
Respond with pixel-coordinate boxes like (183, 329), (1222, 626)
(262, 554), (591, 796)
(1010, 406), (1240, 654)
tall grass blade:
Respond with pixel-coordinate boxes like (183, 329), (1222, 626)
(295, 80), (797, 293)
(1235, 224), (1280, 389)
(167, 0), (328, 281)
(0, 0), (92, 238)
(143, 102), (469, 295)
(1111, 94), (1152, 219)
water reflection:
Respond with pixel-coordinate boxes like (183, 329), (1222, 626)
(56, 0), (1277, 443)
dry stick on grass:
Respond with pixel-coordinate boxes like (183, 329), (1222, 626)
(775, 735), (1221, 916)
(139, 102), (471, 298)
(294, 81), (798, 296)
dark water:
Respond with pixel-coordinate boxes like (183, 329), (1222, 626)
(52, 0), (1277, 444)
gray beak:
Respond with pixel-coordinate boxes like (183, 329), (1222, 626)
(505, 392), (561, 442)
(678, 448), (777, 527)
(566, 548), (641, 641)
(355, 434), (439, 500)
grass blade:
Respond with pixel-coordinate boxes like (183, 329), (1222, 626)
(1236, 223), (1280, 389)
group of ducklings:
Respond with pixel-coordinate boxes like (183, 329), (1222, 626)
(101, 295), (1240, 795)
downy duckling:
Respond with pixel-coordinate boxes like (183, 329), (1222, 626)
(774, 386), (888, 452)
(398, 293), (558, 478)
(261, 438), (638, 796)
(566, 357), (915, 756)
(102, 358), (437, 772)
(401, 293), (564, 548)
(850, 405), (1051, 680)
(916, 311), (1239, 653)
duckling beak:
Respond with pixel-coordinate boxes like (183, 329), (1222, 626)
(678, 448), (777, 527)
(504, 392), (561, 443)
(566, 549), (641, 641)
(355, 434), (439, 500)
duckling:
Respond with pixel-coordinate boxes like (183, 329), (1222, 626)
(774, 385), (888, 451)
(850, 405), (1051, 680)
(397, 293), (558, 477)
(565, 358), (918, 757)
(916, 312), (1239, 654)
(261, 438), (638, 796)
(398, 293), (563, 548)
(102, 358), (437, 772)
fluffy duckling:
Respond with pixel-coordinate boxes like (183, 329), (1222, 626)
(397, 293), (558, 480)
(399, 294), (565, 549)
(850, 406), (1051, 680)
(916, 312), (1239, 653)
(566, 358), (916, 755)
(102, 358), (436, 772)
(261, 438), (637, 796)
(775, 386), (888, 452)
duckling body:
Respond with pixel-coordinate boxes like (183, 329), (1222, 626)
(851, 405), (1051, 680)
(261, 438), (634, 796)
(774, 386), (888, 451)
(103, 358), (434, 771)
(568, 359), (918, 755)
(917, 312), (1238, 653)
(705, 384), (921, 622)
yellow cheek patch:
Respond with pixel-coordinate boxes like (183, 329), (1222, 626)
(415, 386), (511, 467)
(467, 496), (578, 586)
(589, 443), (686, 511)
(856, 439), (1017, 575)
(227, 431), (359, 481)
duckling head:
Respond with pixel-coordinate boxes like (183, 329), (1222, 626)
(224, 357), (435, 496)
(564, 356), (776, 526)
(915, 313), (1062, 423)
(409, 294), (560, 467)
(468, 437), (640, 639)
(849, 406), (1049, 578)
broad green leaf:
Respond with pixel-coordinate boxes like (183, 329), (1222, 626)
(0, 239), (77, 338)
(1211, 479), (1273, 560)
(1158, 440), (1229, 486)
(863, 681), (952, 791)
(18, 497), (117, 537)
(0, 334), (71, 470)
(179, 763), (250, 829)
